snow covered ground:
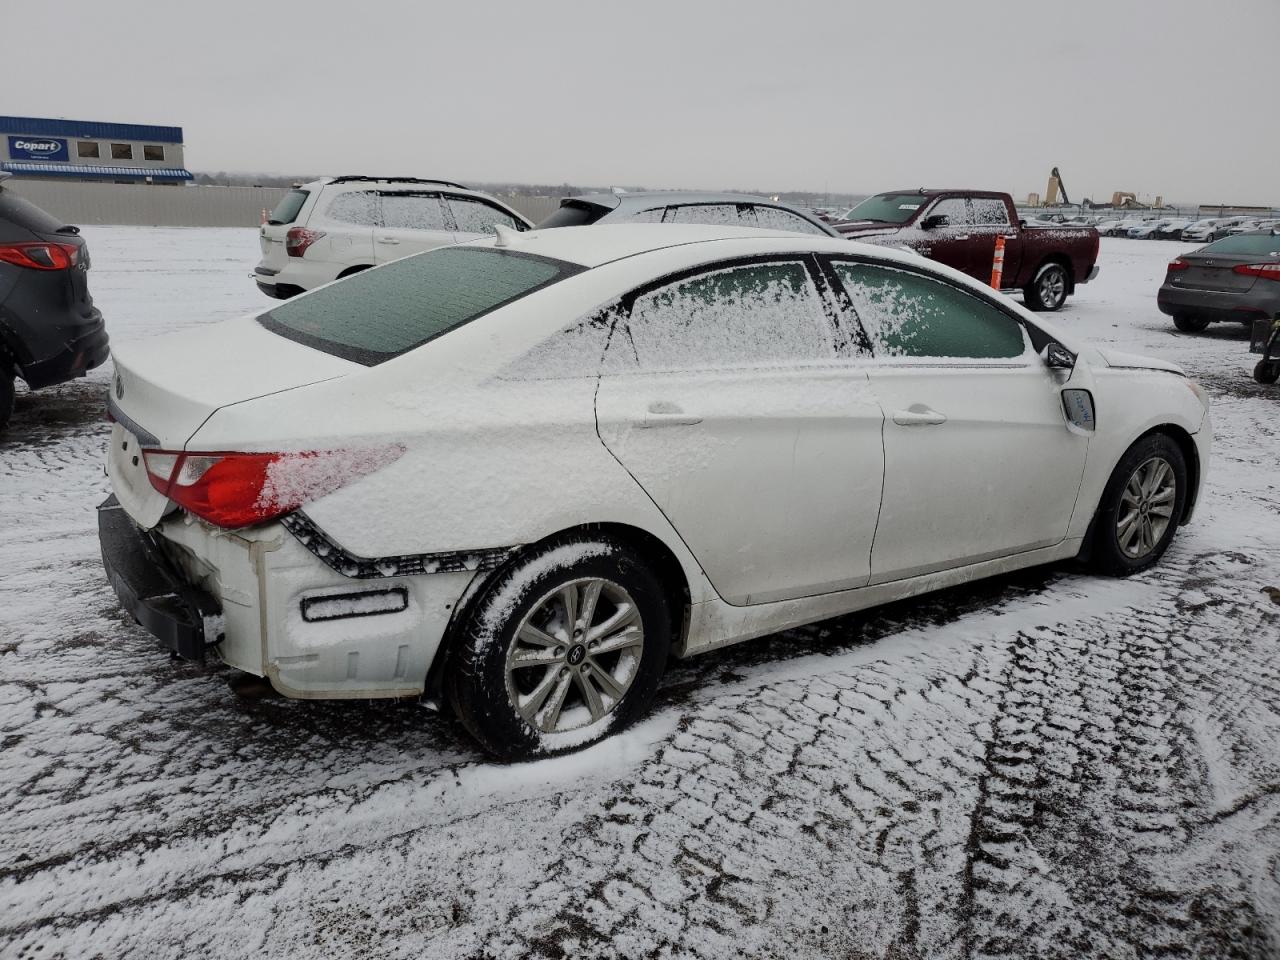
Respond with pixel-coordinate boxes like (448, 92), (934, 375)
(1, 229), (1278, 959)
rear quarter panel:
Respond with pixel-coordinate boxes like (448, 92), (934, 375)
(1015, 227), (1100, 287)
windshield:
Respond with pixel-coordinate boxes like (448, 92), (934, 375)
(841, 194), (928, 224)
(1200, 233), (1280, 256)
(268, 189), (309, 225)
(259, 247), (578, 365)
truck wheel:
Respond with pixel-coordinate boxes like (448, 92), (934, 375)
(1173, 315), (1210, 333)
(0, 369), (14, 432)
(1023, 263), (1069, 311)
(1255, 359), (1280, 385)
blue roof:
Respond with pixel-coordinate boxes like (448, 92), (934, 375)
(1, 162), (192, 180)
(0, 116), (183, 143)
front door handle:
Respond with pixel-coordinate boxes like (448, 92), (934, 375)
(953, 234), (970, 241)
(893, 405), (947, 426)
(636, 401), (703, 428)
(377, 236), (400, 244)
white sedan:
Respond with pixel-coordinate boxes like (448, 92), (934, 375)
(100, 224), (1211, 759)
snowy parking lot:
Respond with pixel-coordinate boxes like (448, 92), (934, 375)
(2, 229), (1278, 959)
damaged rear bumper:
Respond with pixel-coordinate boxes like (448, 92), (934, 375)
(98, 494), (221, 660)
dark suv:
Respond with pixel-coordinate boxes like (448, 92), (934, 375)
(0, 172), (107, 430)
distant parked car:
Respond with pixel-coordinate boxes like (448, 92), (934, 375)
(1226, 219), (1267, 236)
(1158, 229), (1280, 332)
(537, 191), (838, 237)
(1180, 219), (1226, 243)
(1094, 219), (1124, 235)
(0, 172), (108, 431)
(1107, 219), (1145, 237)
(1127, 220), (1170, 239)
(1156, 219), (1193, 241)
(253, 176), (534, 299)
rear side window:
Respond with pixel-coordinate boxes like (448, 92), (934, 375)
(268, 189), (309, 226)
(380, 192), (448, 230)
(1201, 233), (1280, 256)
(326, 191), (381, 226)
(750, 206), (829, 235)
(667, 204), (740, 226)
(615, 260), (835, 371)
(972, 198), (1010, 225)
(832, 261), (1026, 359)
(258, 247), (576, 365)
(447, 196), (522, 235)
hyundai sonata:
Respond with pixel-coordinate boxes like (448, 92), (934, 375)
(100, 224), (1211, 759)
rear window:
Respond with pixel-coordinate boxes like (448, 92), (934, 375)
(258, 247), (579, 365)
(538, 201), (608, 229)
(1201, 233), (1280, 256)
(0, 191), (65, 237)
(268, 189), (309, 225)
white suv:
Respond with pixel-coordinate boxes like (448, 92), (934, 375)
(253, 176), (534, 298)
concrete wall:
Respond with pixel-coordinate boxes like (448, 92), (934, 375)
(5, 179), (563, 228)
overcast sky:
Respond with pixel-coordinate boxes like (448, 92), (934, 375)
(9, 0), (1279, 204)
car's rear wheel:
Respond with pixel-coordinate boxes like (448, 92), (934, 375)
(0, 367), (14, 432)
(1254, 359), (1280, 385)
(446, 536), (671, 760)
(1089, 434), (1188, 577)
(1173, 314), (1210, 333)
(1024, 262), (1069, 312)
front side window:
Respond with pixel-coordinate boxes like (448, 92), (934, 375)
(971, 198), (1010, 225)
(447, 196), (521, 235)
(259, 248), (575, 365)
(831, 261), (1026, 359)
(617, 260), (835, 372)
(143, 145), (165, 161)
(111, 143), (133, 160)
(77, 141), (100, 158)
(380, 192), (448, 231)
(620, 207), (668, 223)
(326, 190), (381, 226)
(926, 197), (973, 227)
(750, 206), (829, 235)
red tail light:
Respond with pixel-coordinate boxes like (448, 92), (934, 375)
(1166, 258), (1191, 273)
(285, 227), (325, 258)
(0, 241), (79, 270)
(1233, 262), (1280, 281)
(141, 446), (404, 529)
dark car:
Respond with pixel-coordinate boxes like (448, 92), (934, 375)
(1158, 229), (1280, 333)
(538, 191), (839, 237)
(834, 189), (1100, 311)
(0, 173), (107, 429)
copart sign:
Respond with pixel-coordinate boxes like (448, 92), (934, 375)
(7, 136), (69, 161)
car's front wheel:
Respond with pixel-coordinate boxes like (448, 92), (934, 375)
(1024, 262), (1070, 312)
(1173, 314), (1210, 333)
(446, 536), (671, 760)
(1254, 359), (1280, 385)
(1089, 433), (1188, 576)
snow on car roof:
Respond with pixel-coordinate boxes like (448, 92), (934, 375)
(458, 223), (868, 269)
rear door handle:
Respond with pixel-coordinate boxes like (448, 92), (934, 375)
(954, 234), (970, 241)
(893, 406), (947, 426)
(377, 236), (400, 244)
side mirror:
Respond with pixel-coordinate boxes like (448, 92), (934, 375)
(1045, 342), (1075, 369)
(920, 214), (949, 230)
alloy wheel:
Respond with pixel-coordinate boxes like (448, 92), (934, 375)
(1039, 268), (1067, 308)
(1116, 456), (1177, 558)
(504, 577), (645, 734)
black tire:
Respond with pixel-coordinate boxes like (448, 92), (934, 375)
(445, 536), (672, 760)
(1089, 433), (1188, 577)
(336, 265), (371, 280)
(1173, 314), (1210, 333)
(1254, 359), (1280, 385)
(0, 369), (14, 433)
(1023, 262), (1070, 312)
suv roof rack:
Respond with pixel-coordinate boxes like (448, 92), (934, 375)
(328, 175), (469, 190)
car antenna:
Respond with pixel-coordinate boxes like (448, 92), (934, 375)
(492, 223), (521, 248)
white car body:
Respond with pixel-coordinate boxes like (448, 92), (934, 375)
(104, 225), (1211, 718)
(252, 176), (534, 298)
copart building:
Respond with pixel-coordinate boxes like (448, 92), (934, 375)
(0, 115), (192, 185)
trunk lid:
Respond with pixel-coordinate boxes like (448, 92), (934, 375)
(1173, 252), (1259, 293)
(108, 314), (360, 527)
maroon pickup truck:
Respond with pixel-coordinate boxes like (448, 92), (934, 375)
(834, 189), (1100, 311)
